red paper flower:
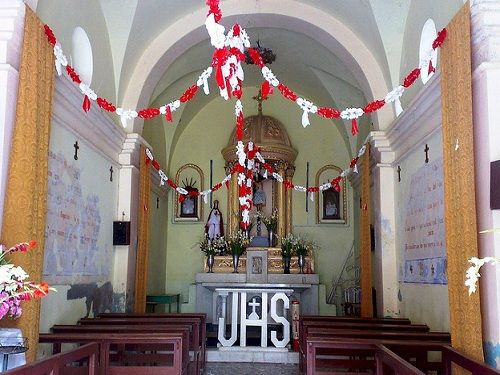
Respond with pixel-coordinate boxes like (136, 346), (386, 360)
(167, 179), (177, 189)
(65, 65), (81, 84)
(278, 83), (298, 101)
(28, 240), (36, 249)
(403, 68), (421, 88)
(180, 85), (199, 103)
(152, 160), (161, 171)
(349, 157), (359, 168)
(206, 0), (222, 22)
(363, 100), (385, 113)
(97, 98), (116, 112)
(317, 107), (341, 119)
(44, 25), (57, 46)
(432, 28), (447, 50)
(261, 80), (273, 99)
(138, 107), (160, 119)
(246, 48), (264, 68)
(179, 194), (186, 203)
(213, 183), (223, 191)
(82, 95), (91, 113)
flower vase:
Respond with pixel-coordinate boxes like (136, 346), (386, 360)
(298, 254), (305, 274)
(207, 254), (215, 273)
(268, 230), (276, 247)
(283, 256), (291, 274)
(232, 254), (240, 273)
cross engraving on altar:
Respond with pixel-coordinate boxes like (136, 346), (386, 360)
(248, 297), (260, 320)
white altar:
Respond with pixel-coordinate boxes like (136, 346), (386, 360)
(195, 248), (319, 349)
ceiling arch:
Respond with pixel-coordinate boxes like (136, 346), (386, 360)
(121, 0), (394, 135)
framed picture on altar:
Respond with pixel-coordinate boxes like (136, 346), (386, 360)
(174, 164), (204, 222)
(315, 164), (347, 224)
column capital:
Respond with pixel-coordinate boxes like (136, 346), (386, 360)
(119, 134), (151, 167)
(471, 0), (500, 70)
(0, 1), (26, 68)
(368, 132), (395, 165)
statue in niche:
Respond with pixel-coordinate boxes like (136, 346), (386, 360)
(322, 188), (340, 220)
(205, 199), (224, 241)
(253, 181), (266, 212)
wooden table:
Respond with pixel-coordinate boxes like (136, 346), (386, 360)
(146, 294), (181, 313)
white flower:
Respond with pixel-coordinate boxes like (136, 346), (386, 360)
(262, 67), (279, 87)
(340, 107), (364, 120)
(197, 67), (213, 95)
(205, 13), (226, 49)
(358, 145), (367, 157)
(53, 43), (68, 76)
(79, 83), (97, 101)
(145, 149), (154, 160)
(176, 187), (188, 195)
(116, 108), (138, 128)
(385, 86), (405, 103)
(158, 170), (168, 186)
(465, 256), (499, 295)
(296, 97), (318, 128)
(294, 186), (307, 192)
(273, 173), (284, 183)
(319, 182), (332, 191)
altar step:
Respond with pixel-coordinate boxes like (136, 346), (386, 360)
(206, 324), (298, 363)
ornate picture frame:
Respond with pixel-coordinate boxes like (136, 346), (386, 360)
(315, 164), (347, 224)
(174, 163), (204, 222)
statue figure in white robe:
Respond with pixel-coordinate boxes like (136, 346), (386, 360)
(205, 199), (224, 240)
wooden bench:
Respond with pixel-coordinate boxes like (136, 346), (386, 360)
(3, 343), (99, 375)
(90, 313), (207, 372)
(305, 337), (500, 375)
(50, 324), (200, 375)
(301, 327), (450, 372)
(39, 332), (187, 375)
(299, 319), (431, 372)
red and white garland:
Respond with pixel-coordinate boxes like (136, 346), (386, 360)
(42, 0), (448, 228)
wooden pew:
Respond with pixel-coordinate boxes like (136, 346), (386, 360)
(82, 314), (206, 372)
(50, 324), (200, 375)
(305, 339), (426, 374)
(299, 319), (430, 372)
(3, 343), (99, 375)
(301, 327), (450, 373)
(39, 332), (186, 375)
(305, 337), (500, 375)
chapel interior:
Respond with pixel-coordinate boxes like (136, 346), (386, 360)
(0, 0), (499, 373)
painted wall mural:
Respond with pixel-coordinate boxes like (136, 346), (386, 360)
(43, 151), (107, 283)
(402, 158), (447, 284)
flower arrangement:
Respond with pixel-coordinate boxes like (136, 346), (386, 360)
(227, 230), (250, 256)
(260, 210), (278, 232)
(295, 237), (318, 257)
(199, 235), (227, 256)
(0, 240), (54, 320)
(280, 233), (298, 258)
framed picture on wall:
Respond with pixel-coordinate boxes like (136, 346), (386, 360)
(315, 164), (347, 224)
(174, 164), (204, 222)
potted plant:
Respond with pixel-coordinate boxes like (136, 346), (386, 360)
(280, 233), (298, 274)
(227, 230), (250, 273)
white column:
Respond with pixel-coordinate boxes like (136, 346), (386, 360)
(115, 133), (149, 310)
(369, 133), (399, 318)
(471, 0), (500, 366)
(0, 1), (25, 233)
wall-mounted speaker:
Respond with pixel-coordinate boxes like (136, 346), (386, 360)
(113, 221), (130, 245)
(491, 160), (500, 210)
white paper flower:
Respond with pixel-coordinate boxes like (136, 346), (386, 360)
(53, 43), (68, 76)
(158, 170), (168, 186)
(262, 67), (279, 87)
(116, 108), (138, 128)
(385, 86), (405, 103)
(145, 149), (154, 161)
(273, 173), (284, 183)
(340, 107), (364, 120)
(205, 13), (226, 49)
(196, 67), (213, 95)
(358, 145), (367, 157)
(294, 186), (307, 192)
(235, 100), (243, 116)
(465, 256), (499, 295)
(319, 182), (332, 191)
(296, 97), (318, 128)
(176, 187), (188, 195)
(79, 83), (97, 101)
